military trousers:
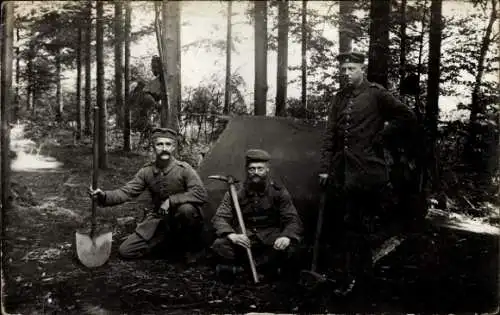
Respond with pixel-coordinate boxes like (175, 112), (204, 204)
(211, 234), (299, 275)
(119, 203), (203, 259)
(324, 179), (396, 284)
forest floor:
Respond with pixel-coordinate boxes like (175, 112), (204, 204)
(3, 128), (499, 314)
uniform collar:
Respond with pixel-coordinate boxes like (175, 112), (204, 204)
(351, 79), (369, 97)
(152, 157), (177, 175)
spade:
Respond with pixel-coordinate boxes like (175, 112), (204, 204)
(75, 104), (112, 268)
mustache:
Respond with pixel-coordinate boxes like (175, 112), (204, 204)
(249, 174), (267, 181)
(250, 173), (264, 178)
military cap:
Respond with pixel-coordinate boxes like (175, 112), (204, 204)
(337, 51), (365, 64)
(245, 149), (271, 164)
(151, 127), (177, 140)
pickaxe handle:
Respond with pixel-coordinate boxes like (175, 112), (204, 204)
(209, 174), (259, 283)
(228, 182), (259, 284)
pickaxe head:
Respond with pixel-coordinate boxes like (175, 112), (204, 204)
(208, 175), (239, 184)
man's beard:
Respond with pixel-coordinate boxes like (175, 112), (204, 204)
(157, 151), (171, 162)
(247, 174), (268, 191)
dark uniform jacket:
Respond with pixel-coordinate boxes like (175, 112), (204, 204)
(99, 157), (208, 240)
(211, 179), (303, 245)
(320, 79), (417, 191)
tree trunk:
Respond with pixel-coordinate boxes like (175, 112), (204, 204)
(339, 1), (354, 53)
(468, 0), (497, 131)
(465, 0), (497, 173)
(123, 0), (131, 152)
(164, 0), (181, 131)
(223, 1), (232, 115)
(84, 0), (92, 136)
(156, 1), (169, 127)
(26, 47), (33, 111)
(426, 0), (442, 143)
(176, 3), (181, 125)
(367, 0), (390, 88)
(425, 0), (443, 191)
(399, 0), (407, 97)
(1, 1), (14, 250)
(114, 0), (124, 129)
(76, 27), (82, 140)
(301, 0), (307, 110)
(415, 0), (428, 123)
(254, 0), (267, 116)
(32, 89), (37, 116)
(15, 27), (19, 110)
(339, 0), (354, 88)
(275, 0), (289, 117)
(96, 1), (108, 169)
(55, 48), (62, 122)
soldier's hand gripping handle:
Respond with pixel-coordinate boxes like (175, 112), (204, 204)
(319, 173), (329, 187)
(88, 186), (105, 199)
(88, 186), (105, 206)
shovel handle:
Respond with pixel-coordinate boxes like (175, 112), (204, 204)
(228, 183), (259, 284)
(91, 104), (100, 235)
(311, 191), (327, 272)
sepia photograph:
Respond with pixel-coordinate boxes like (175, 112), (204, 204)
(0, 0), (498, 314)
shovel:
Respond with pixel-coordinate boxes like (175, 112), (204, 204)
(300, 190), (329, 288)
(75, 104), (112, 268)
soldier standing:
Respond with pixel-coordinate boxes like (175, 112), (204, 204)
(211, 149), (303, 282)
(318, 52), (418, 295)
(89, 128), (208, 262)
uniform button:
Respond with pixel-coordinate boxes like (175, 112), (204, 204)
(344, 145), (348, 149)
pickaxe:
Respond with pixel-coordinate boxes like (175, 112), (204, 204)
(208, 175), (259, 284)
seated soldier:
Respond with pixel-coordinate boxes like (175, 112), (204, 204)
(210, 149), (303, 281)
(89, 128), (208, 263)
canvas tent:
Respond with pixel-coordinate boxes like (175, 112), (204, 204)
(198, 115), (328, 241)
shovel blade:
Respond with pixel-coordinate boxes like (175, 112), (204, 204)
(75, 231), (112, 268)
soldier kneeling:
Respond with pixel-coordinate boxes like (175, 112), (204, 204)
(210, 149), (303, 282)
(89, 128), (208, 263)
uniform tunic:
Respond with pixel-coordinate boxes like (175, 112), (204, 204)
(211, 179), (303, 269)
(320, 79), (417, 191)
(98, 157), (208, 257)
(101, 157), (207, 211)
(211, 179), (302, 245)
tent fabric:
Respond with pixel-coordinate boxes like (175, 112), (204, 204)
(198, 115), (328, 238)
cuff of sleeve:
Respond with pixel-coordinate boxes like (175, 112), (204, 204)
(168, 194), (180, 206)
(97, 192), (107, 206)
(280, 233), (300, 243)
(218, 229), (235, 238)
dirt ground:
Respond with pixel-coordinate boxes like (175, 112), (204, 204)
(3, 143), (499, 314)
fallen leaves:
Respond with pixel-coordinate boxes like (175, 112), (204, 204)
(22, 248), (62, 262)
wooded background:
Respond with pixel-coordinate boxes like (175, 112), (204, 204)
(2, 0), (499, 208)
(0, 2), (498, 313)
